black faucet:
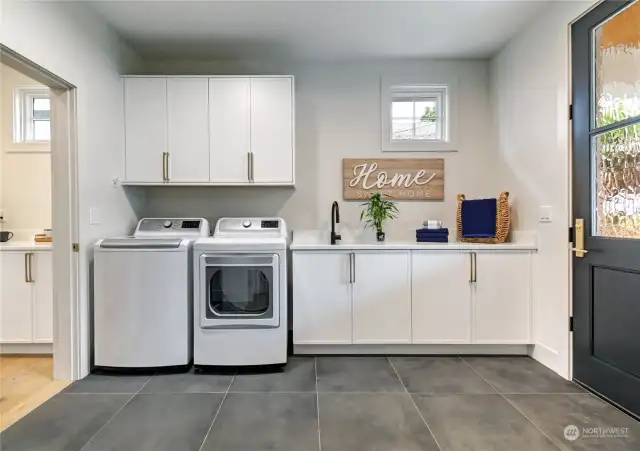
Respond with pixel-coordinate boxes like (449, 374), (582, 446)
(331, 201), (341, 245)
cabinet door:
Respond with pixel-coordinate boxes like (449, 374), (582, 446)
(167, 78), (210, 183)
(473, 252), (532, 343)
(209, 78), (251, 183)
(251, 77), (294, 184)
(412, 252), (472, 343)
(0, 253), (33, 343)
(352, 252), (411, 344)
(124, 78), (167, 183)
(293, 252), (352, 344)
(32, 252), (53, 342)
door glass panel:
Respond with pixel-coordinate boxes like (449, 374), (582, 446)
(593, 0), (640, 128)
(207, 266), (273, 318)
(593, 122), (640, 237)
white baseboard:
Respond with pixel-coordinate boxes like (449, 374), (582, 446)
(1, 343), (53, 354)
(529, 342), (568, 379)
(294, 344), (530, 355)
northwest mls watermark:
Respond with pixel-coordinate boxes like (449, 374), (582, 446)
(564, 425), (631, 441)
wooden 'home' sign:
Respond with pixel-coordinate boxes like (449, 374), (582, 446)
(343, 158), (444, 200)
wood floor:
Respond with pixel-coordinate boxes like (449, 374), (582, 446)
(0, 355), (70, 430)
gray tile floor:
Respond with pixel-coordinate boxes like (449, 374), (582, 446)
(2, 356), (639, 451)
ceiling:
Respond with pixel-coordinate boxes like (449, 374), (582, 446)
(86, 1), (550, 61)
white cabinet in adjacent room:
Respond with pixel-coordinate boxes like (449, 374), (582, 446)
(352, 251), (411, 344)
(166, 77), (210, 183)
(411, 252), (472, 344)
(124, 77), (167, 183)
(251, 77), (294, 184)
(293, 252), (352, 344)
(209, 78), (251, 183)
(472, 252), (531, 344)
(33, 252), (54, 342)
(0, 252), (33, 343)
(0, 251), (53, 344)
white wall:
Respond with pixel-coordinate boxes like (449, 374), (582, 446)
(138, 59), (502, 241)
(491, 1), (593, 378)
(0, 63), (51, 239)
(1, 1), (145, 377)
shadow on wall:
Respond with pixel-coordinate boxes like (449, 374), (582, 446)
(132, 186), (296, 229)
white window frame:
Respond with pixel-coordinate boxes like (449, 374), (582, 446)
(13, 86), (51, 145)
(381, 78), (457, 152)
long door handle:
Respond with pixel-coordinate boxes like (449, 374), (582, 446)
(469, 252), (473, 283)
(165, 152), (170, 182)
(348, 253), (352, 284)
(25, 253), (30, 283)
(247, 152), (252, 181)
(571, 218), (588, 257)
(162, 152), (167, 181)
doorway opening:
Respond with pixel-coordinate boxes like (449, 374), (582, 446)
(0, 45), (80, 429)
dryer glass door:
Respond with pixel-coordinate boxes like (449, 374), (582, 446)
(200, 253), (280, 328)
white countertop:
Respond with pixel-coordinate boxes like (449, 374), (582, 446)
(290, 230), (537, 251)
(0, 241), (53, 251)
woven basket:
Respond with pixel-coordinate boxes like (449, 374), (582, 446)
(456, 192), (510, 244)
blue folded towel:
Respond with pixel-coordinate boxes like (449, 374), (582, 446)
(461, 199), (497, 238)
(417, 237), (449, 243)
(416, 227), (449, 235)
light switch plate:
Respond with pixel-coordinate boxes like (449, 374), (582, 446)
(90, 207), (101, 225)
(539, 205), (553, 223)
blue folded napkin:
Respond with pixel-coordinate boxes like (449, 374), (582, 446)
(461, 199), (497, 238)
(416, 236), (449, 243)
(416, 227), (449, 235)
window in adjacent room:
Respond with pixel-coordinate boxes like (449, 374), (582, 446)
(382, 82), (453, 151)
(14, 87), (51, 143)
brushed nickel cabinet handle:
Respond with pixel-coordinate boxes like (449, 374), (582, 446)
(472, 252), (477, 283)
(247, 152), (251, 181)
(162, 153), (166, 181)
(250, 152), (255, 182)
(469, 253), (473, 283)
(29, 253), (35, 283)
(25, 253), (30, 283)
(352, 253), (356, 284)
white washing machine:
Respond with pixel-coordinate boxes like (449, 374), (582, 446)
(94, 218), (210, 370)
(193, 218), (288, 367)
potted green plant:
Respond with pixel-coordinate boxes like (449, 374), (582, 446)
(360, 192), (399, 242)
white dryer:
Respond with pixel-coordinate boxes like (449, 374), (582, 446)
(94, 218), (210, 370)
(193, 218), (288, 367)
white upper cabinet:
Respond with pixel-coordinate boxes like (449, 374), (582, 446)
(251, 77), (294, 184)
(412, 252), (472, 344)
(125, 78), (167, 183)
(123, 76), (294, 186)
(473, 252), (531, 344)
(293, 252), (352, 344)
(167, 78), (210, 183)
(209, 78), (251, 183)
(352, 252), (411, 344)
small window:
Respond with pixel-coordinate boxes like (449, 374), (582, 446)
(382, 81), (454, 152)
(13, 87), (51, 143)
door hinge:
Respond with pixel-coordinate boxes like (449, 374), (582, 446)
(569, 226), (574, 244)
(72, 243), (80, 252)
(569, 316), (574, 332)
(569, 104), (573, 121)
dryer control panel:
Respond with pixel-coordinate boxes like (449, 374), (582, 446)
(214, 218), (287, 239)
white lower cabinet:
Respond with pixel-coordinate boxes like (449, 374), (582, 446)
(352, 252), (411, 344)
(0, 251), (53, 344)
(472, 252), (531, 344)
(293, 248), (533, 347)
(411, 252), (472, 343)
(293, 252), (352, 344)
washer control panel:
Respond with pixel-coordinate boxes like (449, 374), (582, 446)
(134, 218), (210, 237)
